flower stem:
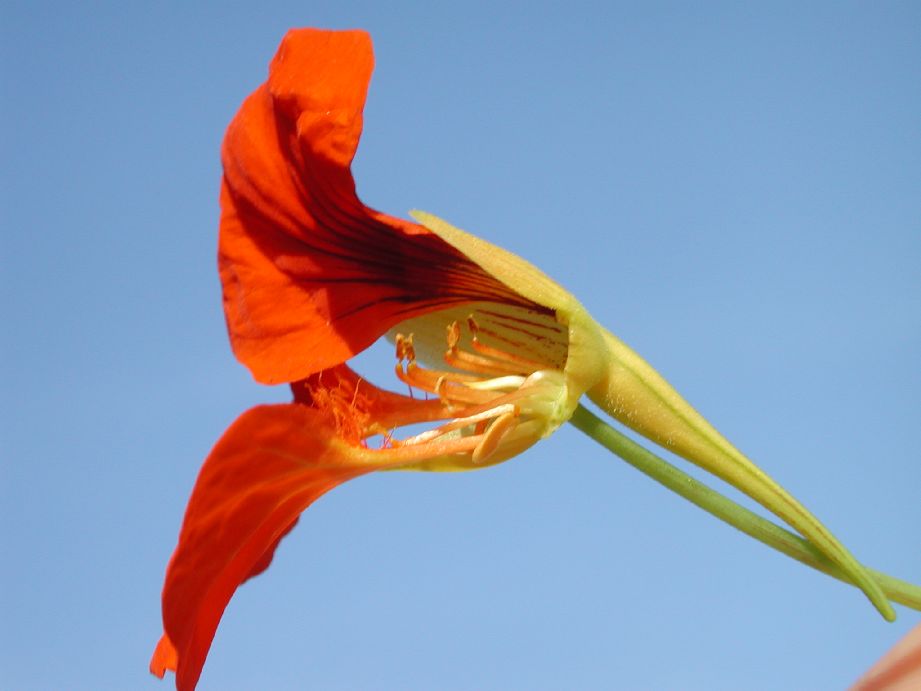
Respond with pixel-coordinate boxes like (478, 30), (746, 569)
(568, 404), (921, 616)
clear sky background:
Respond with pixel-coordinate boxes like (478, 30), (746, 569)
(2, 2), (919, 690)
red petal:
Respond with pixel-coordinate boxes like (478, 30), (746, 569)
(219, 28), (533, 384)
(150, 404), (391, 690)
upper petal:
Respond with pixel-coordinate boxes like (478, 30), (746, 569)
(149, 403), (402, 690)
(219, 29), (532, 384)
(409, 211), (609, 412)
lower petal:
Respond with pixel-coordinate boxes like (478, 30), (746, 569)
(150, 404), (395, 690)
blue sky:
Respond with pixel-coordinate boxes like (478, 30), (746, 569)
(2, 2), (919, 689)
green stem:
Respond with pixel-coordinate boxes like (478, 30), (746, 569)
(589, 329), (893, 620)
(568, 404), (921, 615)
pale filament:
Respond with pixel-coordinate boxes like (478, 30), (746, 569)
(464, 375), (527, 391)
(402, 403), (519, 446)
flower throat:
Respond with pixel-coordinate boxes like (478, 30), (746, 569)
(305, 304), (571, 470)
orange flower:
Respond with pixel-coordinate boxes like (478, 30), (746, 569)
(152, 27), (907, 690)
(150, 29), (610, 690)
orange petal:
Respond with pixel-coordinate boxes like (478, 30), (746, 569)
(219, 28), (532, 384)
(150, 403), (394, 690)
(150, 634), (178, 679)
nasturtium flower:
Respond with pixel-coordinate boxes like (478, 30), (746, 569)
(150, 29), (608, 690)
(151, 28), (901, 690)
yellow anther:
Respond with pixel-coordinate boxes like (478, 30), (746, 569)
(394, 333), (416, 362)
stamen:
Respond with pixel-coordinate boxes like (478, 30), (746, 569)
(377, 434), (482, 463)
(472, 410), (519, 464)
(445, 340), (530, 378)
(444, 319), (544, 377)
(395, 333), (416, 362)
(467, 316), (551, 371)
(382, 313), (567, 468)
(396, 362), (487, 403)
(402, 403), (519, 446)
(439, 381), (556, 422)
(446, 320), (461, 350)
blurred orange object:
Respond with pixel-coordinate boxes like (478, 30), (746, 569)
(852, 624), (921, 690)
